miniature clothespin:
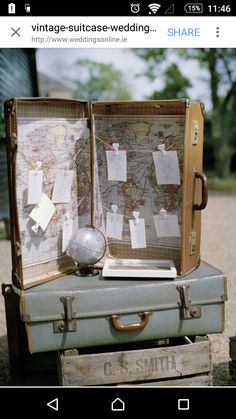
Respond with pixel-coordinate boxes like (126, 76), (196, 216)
(31, 222), (40, 233)
(112, 143), (119, 154)
(36, 161), (42, 170)
(64, 212), (70, 221)
(111, 204), (118, 214)
(34, 161), (42, 175)
(132, 211), (140, 225)
(158, 144), (166, 156)
(159, 208), (167, 217)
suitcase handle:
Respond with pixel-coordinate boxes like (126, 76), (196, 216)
(110, 312), (150, 332)
(194, 172), (208, 211)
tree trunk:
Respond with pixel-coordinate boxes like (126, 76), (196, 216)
(207, 50), (236, 177)
(214, 146), (232, 178)
(212, 109), (232, 178)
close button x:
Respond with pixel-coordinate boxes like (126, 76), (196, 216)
(11, 27), (20, 37)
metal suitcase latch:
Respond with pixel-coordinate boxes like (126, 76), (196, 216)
(53, 296), (77, 333)
(177, 285), (201, 320)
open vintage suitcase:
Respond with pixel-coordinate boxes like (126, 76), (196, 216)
(5, 97), (208, 290)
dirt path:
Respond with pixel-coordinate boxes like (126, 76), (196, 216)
(0, 194), (236, 385)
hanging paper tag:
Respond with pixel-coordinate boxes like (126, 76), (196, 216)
(52, 170), (74, 203)
(27, 170), (43, 205)
(62, 219), (73, 252)
(29, 193), (55, 231)
(153, 149), (180, 185)
(129, 213), (146, 249)
(106, 207), (123, 240)
(153, 209), (180, 237)
(106, 144), (127, 181)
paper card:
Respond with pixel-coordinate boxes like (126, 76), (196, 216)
(106, 150), (127, 181)
(129, 218), (146, 249)
(153, 214), (180, 238)
(29, 193), (56, 231)
(62, 219), (73, 252)
(106, 212), (123, 240)
(153, 150), (181, 185)
(52, 170), (74, 203)
(27, 170), (43, 205)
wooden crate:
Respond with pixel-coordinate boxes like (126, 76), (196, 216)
(58, 336), (212, 386)
(229, 336), (236, 385)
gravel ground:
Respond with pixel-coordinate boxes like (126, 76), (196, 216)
(201, 194), (236, 385)
(0, 194), (236, 386)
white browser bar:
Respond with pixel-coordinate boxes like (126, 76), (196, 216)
(1, 16), (235, 47)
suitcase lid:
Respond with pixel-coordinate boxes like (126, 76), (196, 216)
(5, 97), (91, 289)
(20, 261), (227, 322)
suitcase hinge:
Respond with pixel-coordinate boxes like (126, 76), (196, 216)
(87, 119), (91, 129)
(53, 296), (77, 333)
(11, 133), (18, 149)
(183, 99), (190, 108)
(15, 241), (22, 257)
(192, 121), (199, 145)
(4, 100), (17, 149)
(177, 285), (201, 320)
(189, 231), (196, 256)
(12, 271), (21, 287)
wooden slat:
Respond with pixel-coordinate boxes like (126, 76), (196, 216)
(59, 339), (211, 386)
(118, 374), (211, 387)
(230, 336), (236, 361)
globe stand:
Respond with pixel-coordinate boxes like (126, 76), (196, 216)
(75, 265), (99, 277)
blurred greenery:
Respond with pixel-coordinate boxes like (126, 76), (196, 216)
(150, 63), (192, 99)
(206, 174), (236, 194)
(132, 48), (236, 179)
(73, 59), (131, 101)
(0, 227), (5, 239)
(0, 219), (10, 240)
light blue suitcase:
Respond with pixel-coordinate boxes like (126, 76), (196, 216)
(18, 261), (227, 353)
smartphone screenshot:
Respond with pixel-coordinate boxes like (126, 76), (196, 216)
(0, 1), (235, 416)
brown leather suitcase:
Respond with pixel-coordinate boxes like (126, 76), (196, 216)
(4, 98), (207, 289)
(92, 100), (207, 279)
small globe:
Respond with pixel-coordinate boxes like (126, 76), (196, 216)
(67, 227), (106, 267)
